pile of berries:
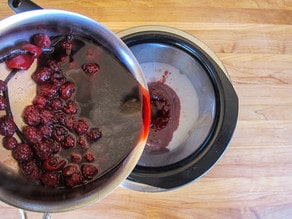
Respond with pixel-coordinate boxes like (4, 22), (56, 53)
(0, 33), (102, 188)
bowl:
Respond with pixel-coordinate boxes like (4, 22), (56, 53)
(118, 26), (238, 192)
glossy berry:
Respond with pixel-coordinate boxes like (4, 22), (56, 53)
(32, 33), (51, 48)
(23, 105), (41, 126)
(39, 125), (53, 139)
(59, 81), (75, 100)
(87, 128), (102, 142)
(63, 134), (75, 149)
(82, 63), (100, 75)
(32, 67), (52, 84)
(63, 100), (78, 115)
(5, 54), (34, 70)
(12, 144), (33, 163)
(81, 164), (98, 180)
(20, 160), (42, 181)
(37, 83), (58, 98)
(74, 119), (89, 135)
(46, 59), (60, 72)
(53, 126), (68, 142)
(70, 152), (82, 163)
(0, 115), (16, 137)
(34, 140), (53, 160)
(64, 115), (76, 130)
(22, 125), (42, 145)
(22, 44), (42, 58)
(40, 109), (56, 125)
(43, 156), (67, 171)
(33, 95), (48, 109)
(62, 164), (79, 177)
(2, 136), (18, 150)
(41, 172), (61, 187)
(64, 172), (83, 187)
(77, 136), (88, 149)
(83, 150), (95, 163)
(50, 98), (63, 110)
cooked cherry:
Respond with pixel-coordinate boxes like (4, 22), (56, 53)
(2, 136), (18, 150)
(63, 100), (78, 115)
(40, 109), (56, 125)
(63, 134), (75, 149)
(83, 150), (95, 163)
(22, 125), (42, 144)
(32, 33), (51, 48)
(41, 172), (61, 187)
(34, 140), (53, 160)
(43, 156), (67, 171)
(70, 152), (82, 163)
(20, 160), (42, 181)
(0, 115), (16, 137)
(82, 63), (100, 75)
(23, 105), (41, 126)
(77, 136), (89, 150)
(62, 164), (79, 177)
(81, 164), (98, 180)
(74, 119), (89, 135)
(87, 128), (102, 142)
(59, 81), (75, 100)
(64, 172), (83, 187)
(37, 83), (58, 99)
(12, 144), (33, 163)
(32, 67), (52, 84)
(33, 95), (48, 109)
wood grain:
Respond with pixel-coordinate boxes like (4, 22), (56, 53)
(0, 0), (291, 218)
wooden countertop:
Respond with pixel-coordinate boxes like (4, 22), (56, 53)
(0, 0), (291, 218)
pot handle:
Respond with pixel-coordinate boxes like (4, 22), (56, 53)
(8, 0), (42, 13)
(19, 209), (52, 219)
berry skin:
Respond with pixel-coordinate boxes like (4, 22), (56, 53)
(34, 140), (53, 160)
(63, 134), (76, 149)
(70, 152), (82, 163)
(50, 98), (63, 110)
(62, 164), (79, 177)
(39, 125), (53, 139)
(22, 125), (42, 145)
(12, 144), (33, 163)
(77, 136), (88, 149)
(64, 172), (83, 187)
(82, 63), (100, 75)
(0, 95), (7, 110)
(33, 95), (48, 109)
(83, 150), (95, 163)
(40, 109), (57, 125)
(20, 160), (42, 181)
(59, 81), (75, 100)
(87, 128), (102, 142)
(32, 33), (51, 48)
(32, 67), (52, 84)
(41, 172), (61, 187)
(37, 83), (58, 99)
(81, 164), (98, 180)
(74, 119), (89, 135)
(23, 105), (41, 126)
(43, 156), (67, 171)
(22, 44), (42, 58)
(2, 136), (18, 150)
(5, 54), (34, 70)
(0, 115), (16, 137)
(63, 100), (78, 115)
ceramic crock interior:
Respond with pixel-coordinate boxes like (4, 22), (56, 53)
(128, 42), (216, 167)
(0, 10), (148, 212)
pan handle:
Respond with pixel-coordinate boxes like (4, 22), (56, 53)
(8, 0), (42, 13)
